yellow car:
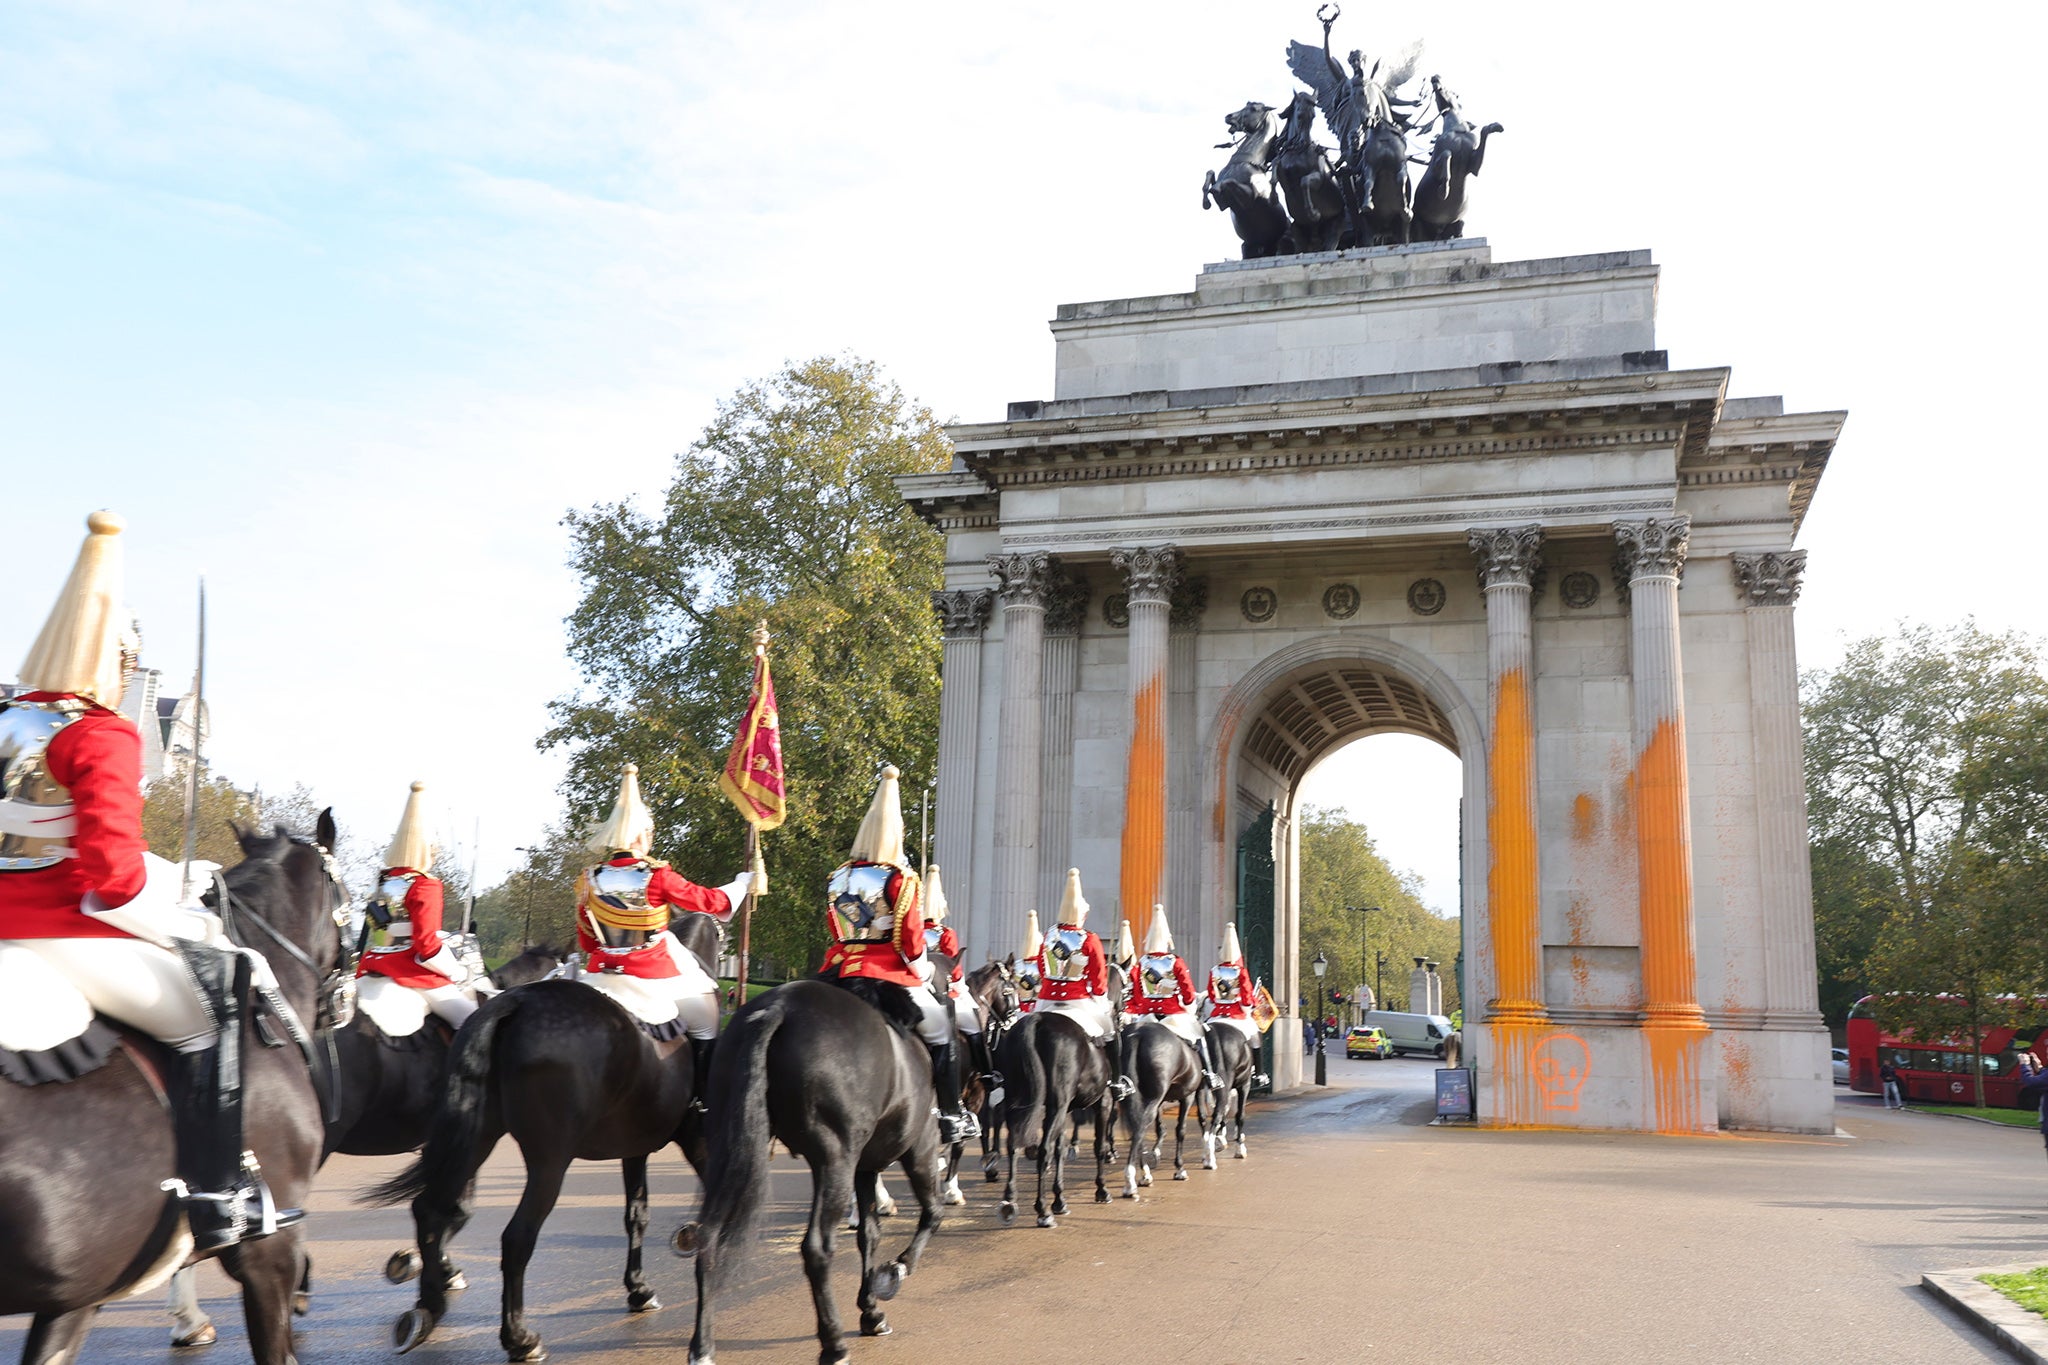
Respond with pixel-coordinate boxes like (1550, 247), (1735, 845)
(1345, 1026), (1393, 1060)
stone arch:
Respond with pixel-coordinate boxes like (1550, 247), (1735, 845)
(1201, 633), (1489, 1088)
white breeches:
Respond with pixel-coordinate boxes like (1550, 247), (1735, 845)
(912, 981), (953, 1047)
(1036, 994), (1110, 1040)
(1214, 1015), (1260, 1044)
(946, 978), (982, 1034)
(8, 935), (216, 1052)
(414, 983), (478, 1028)
(1148, 1010), (1205, 1046)
(675, 991), (720, 1042)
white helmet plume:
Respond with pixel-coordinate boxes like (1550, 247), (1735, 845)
(851, 764), (908, 866)
(19, 510), (132, 707)
(384, 781), (435, 872)
(1021, 909), (1043, 959)
(924, 864), (949, 923)
(1222, 922), (1244, 963)
(1144, 905), (1173, 954)
(1056, 867), (1089, 926)
(1114, 918), (1135, 963)
(591, 763), (656, 857)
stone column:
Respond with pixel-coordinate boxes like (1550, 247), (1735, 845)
(1468, 524), (1548, 1126)
(1112, 544), (1184, 943)
(1038, 572), (1089, 913)
(1733, 550), (1824, 1029)
(1615, 515), (1711, 1133)
(1168, 577), (1208, 944)
(988, 551), (1057, 964)
(930, 587), (992, 957)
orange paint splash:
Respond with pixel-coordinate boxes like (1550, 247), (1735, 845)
(1634, 718), (1702, 1023)
(1486, 667), (1543, 1020)
(1570, 792), (1599, 842)
(1646, 1023), (1708, 1133)
(1122, 672), (1166, 941)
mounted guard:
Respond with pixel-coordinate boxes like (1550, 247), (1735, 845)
(1127, 908), (1223, 1090)
(356, 781), (476, 1028)
(1030, 867), (1131, 1097)
(1015, 908), (1042, 1013)
(819, 765), (979, 1144)
(0, 510), (301, 1251)
(1207, 922), (1262, 1045)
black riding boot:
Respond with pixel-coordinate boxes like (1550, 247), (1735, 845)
(687, 1035), (715, 1114)
(927, 1040), (980, 1145)
(171, 949), (304, 1254)
(1107, 1030), (1135, 1101)
(965, 1028), (1002, 1090)
(1197, 1026), (1224, 1091)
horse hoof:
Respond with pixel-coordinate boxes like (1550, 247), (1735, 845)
(1022, 1144), (1041, 1160)
(507, 1343), (547, 1364)
(1051, 1197), (1070, 1216)
(1138, 1172), (1153, 1188)
(1203, 1157), (1217, 1171)
(392, 1309), (435, 1354)
(869, 1260), (906, 1302)
(862, 1314), (892, 1337)
(998, 1201), (1016, 1224)
(983, 1161), (1001, 1182)
(385, 1249), (423, 1285)
(943, 1186), (966, 1207)
(172, 1323), (218, 1349)
(1235, 1146), (1248, 1160)
(1094, 1188), (1111, 1204)
(447, 1270), (468, 1293)
(629, 1291), (662, 1314)
(671, 1223), (703, 1258)
(294, 1290), (311, 1316)
(1036, 1214), (1057, 1228)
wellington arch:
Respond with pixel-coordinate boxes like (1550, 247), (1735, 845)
(900, 241), (1846, 1135)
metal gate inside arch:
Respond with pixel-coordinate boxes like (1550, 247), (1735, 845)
(1236, 805), (1276, 1093)
(905, 238), (1843, 1135)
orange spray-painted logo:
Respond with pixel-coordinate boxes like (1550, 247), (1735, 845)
(1533, 1033), (1592, 1111)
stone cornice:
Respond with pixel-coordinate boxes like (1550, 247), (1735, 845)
(1691, 409), (1843, 536)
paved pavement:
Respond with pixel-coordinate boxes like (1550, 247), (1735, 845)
(6, 1052), (2045, 1364)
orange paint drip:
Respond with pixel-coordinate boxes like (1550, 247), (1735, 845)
(1488, 1019), (1545, 1127)
(1634, 718), (1701, 1022)
(1121, 672), (1166, 940)
(1486, 667), (1543, 1018)
(1645, 1022), (1708, 1133)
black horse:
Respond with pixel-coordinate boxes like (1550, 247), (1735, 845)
(0, 818), (341, 1365)
(165, 943), (566, 1348)
(674, 978), (946, 1365)
(1204, 1023), (1263, 1163)
(993, 997), (1120, 1227)
(368, 913), (722, 1363)
(1116, 1018), (1208, 1197)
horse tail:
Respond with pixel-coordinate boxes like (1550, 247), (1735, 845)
(686, 991), (786, 1270)
(1005, 1018), (1048, 1160)
(358, 990), (516, 1210)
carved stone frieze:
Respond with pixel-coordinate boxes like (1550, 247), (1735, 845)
(1612, 516), (1691, 583)
(1468, 523), (1545, 591)
(1169, 576), (1210, 632)
(929, 588), (994, 638)
(987, 551), (1060, 608)
(1109, 544), (1186, 606)
(1731, 550), (1807, 607)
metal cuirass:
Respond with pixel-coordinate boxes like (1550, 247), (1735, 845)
(923, 925), (944, 953)
(0, 699), (87, 871)
(827, 862), (897, 944)
(1016, 961), (1041, 999)
(368, 871), (419, 938)
(1211, 964), (1243, 1004)
(1043, 926), (1090, 982)
(1138, 951), (1180, 1000)
(591, 860), (656, 913)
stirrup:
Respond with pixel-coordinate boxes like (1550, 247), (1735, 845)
(1109, 1075), (1135, 1101)
(1202, 1071), (1224, 1090)
(980, 1070), (1005, 1089)
(164, 1172), (305, 1252)
(1253, 1072), (1272, 1088)
(935, 1107), (981, 1144)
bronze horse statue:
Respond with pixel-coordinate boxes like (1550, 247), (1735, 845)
(1273, 92), (1346, 254)
(1411, 75), (1503, 242)
(1202, 101), (1290, 259)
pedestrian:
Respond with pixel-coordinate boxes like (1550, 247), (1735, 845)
(1880, 1058), (1903, 1109)
(2017, 1052), (2048, 1163)
(1303, 1016), (1315, 1056)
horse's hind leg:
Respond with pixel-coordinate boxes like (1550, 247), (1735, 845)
(621, 1154), (661, 1313)
(1032, 1106), (1058, 1228)
(1049, 1112), (1072, 1218)
(1092, 1100), (1111, 1204)
(167, 1265), (216, 1347)
(1172, 1097), (1190, 1180)
(801, 1157), (854, 1365)
(852, 1168), (890, 1338)
(1235, 1082), (1250, 1159)
(21, 1306), (99, 1365)
(500, 1153), (570, 1362)
(223, 1229), (304, 1365)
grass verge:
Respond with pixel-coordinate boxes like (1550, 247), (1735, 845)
(1979, 1265), (2048, 1320)
(1905, 1104), (2040, 1128)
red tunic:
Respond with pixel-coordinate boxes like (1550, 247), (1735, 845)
(820, 862), (923, 989)
(922, 923), (963, 982)
(0, 693), (147, 940)
(1208, 961), (1254, 1018)
(1031, 925), (1106, 1002)
(576, 856), (732, 979)
(357, 871), (456, 988)
(1128, 954), (1197, 1016)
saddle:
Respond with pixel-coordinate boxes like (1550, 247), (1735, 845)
(577, 971), (690, 1042)
(354, 973), (436, 1039)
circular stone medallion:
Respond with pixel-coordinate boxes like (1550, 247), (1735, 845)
(1406, 578), (1447, 616)
(1322, 584), (1361, 620)
(1103, 592), (1131, 629)
(1561, 572), (1600, 609)
(1239, 587), (1278, 623)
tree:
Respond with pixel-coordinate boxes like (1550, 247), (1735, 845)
(471, 822), (590, 963)
(542, 357), (952, 977)
(141, 773), (262, 869)
(1297, 805), (1461, 1018)
(1804, 621), (2048, 1102)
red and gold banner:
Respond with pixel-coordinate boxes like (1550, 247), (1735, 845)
(718, 648), (786, 831)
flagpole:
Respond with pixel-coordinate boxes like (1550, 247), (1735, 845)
(734, 619), (771, 1004)
(178, 577), (207, 901)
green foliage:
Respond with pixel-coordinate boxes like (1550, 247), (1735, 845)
(1803, 621), (2048, 1099)
(471, 821), (589, 962)
(1979, 1266), (2048, 1320)
(1297, 805), (1461, 1016)
(539, 357), (952, 976)
(141, 772), (261, 869)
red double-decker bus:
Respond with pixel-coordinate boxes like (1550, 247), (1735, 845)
(1845, 995), (2048, 1107)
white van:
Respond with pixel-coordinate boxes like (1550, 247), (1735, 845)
(1362, 1010), (1457, 1058)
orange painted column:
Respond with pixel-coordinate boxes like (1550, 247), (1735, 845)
(1469, 524), (1550, 1125)
(1616, 515), (1711, 1133)
(1113, 544), (1184, 946)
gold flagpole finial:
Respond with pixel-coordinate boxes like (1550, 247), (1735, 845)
(751, 619), (771, 655)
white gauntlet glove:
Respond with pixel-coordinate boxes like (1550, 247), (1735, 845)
(717, 871), (756, 909)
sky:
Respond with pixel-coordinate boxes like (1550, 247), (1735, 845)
(4, 1), (2044, 894)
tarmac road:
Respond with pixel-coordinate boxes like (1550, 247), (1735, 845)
(4, 1053), (2042, 1364)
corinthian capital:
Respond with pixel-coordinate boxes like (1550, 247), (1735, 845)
(1467, 524), (1545, 591)
(1110, 544), (1186, 606)
(987, 551), (1059, 607)
(930, 588), (994, 638)
(1731, 550), (1807, 606)
(1042, 571), (1092, 636)
(1613, 516), (1691, 583)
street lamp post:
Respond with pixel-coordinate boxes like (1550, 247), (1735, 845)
(1376, 950), (1387, 1011)
(1312, 951), (1329, 1087)
(1345, 904), (1381, 1023)
(515, 845), (540, 947)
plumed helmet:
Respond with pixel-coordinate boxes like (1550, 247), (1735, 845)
(1056, 867), (1088, 926)
(1114, 918), (1135, 963)
(591, 763), (655, 857)
(19, 510), (133, 708)
(850, 764), (907, 867)
(1021, 908), (1043, 958)
(923, 864), (949, 923)
(1222, 922), (1244, 963)
(1144, 905), (1173, 955)
(384, 781), (435, 872)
